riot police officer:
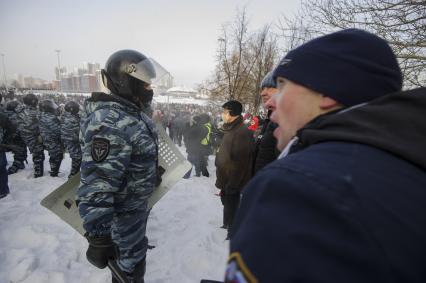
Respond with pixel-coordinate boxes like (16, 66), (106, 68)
(5, 100), (27, 174)
(39, 99), (63, 177)
(16, 93), (45, 178)
(77, 49), (159, 283)
(61, 101), (82, 178)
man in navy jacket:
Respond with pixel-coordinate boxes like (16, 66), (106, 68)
(225, 28), (426, 282)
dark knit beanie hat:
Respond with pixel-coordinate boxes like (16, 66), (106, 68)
(222, 100), (243, 116)
(260, 71), (277, 89)
(273, 28), (402, 106)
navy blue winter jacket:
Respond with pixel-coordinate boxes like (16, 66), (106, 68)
(226, 88), (426, 283)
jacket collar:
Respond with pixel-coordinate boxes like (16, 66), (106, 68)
(223, 116), (243, 131)
(285, 87), (426, 170)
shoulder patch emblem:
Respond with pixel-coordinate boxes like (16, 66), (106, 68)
(91, 137), (110, 163)
(225, 252), (258, 283)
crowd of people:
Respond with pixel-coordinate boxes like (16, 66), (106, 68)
(0, 92), (82, 180)
(1, 28), (425, 283)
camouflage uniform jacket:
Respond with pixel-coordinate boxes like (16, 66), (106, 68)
(39, 111), (61, 141)
(15, 104), (40, 140)
(77, 92), (158, 237)
(61, 111), (80, 142)
(6, 109), (19, 129)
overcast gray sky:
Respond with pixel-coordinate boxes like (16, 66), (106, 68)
(0, 0), (300, 88)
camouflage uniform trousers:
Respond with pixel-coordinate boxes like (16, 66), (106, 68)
(6, 133), (28, 174)
(42, 135), (63, 166)
(20, 133), (45, 167)
(63, 139), (82, 160)
(9, 133), (27, 165)
(63, 139), (82, 176)
(112, 196), (151, 276)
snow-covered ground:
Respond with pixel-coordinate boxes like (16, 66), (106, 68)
(0, 149), (228, 283)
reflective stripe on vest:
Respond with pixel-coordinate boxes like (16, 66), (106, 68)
(201, 123), (212, 145)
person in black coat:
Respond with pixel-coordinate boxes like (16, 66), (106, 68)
(184, 115), (208, 177)
(252, 71), (280, 176)
(225, 29), (426, 283)
(198, 113), (213, 177)
(0, 110), (16, 199)
(215, 100), (254, 239)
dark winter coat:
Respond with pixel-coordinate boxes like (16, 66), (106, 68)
(215, 116), (254, 194)
(226, 88), (426, 283)
(184, 122), (207, 157)
(252, 113), (280, 176)
(0, 111), (16, 147)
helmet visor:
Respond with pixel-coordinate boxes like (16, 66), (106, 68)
(126, 58), (170, 86)
(126, 58), (156, 84)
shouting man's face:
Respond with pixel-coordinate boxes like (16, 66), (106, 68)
(271, 77), (342, 150)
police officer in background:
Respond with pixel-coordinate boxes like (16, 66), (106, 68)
(39, 99), (63, 177)
(5, 100), (27, 174)
(77, 49), (159, 283)
(60, 101), (81, 178)
(15, 93), (45, 178)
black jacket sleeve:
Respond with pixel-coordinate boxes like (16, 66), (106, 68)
(0, 112), (16, 138)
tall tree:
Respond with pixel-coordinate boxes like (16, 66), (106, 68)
(201, 8), (279, 114)
(279, 0), (426, 87)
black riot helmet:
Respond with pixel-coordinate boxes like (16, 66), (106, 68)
(64, 101), (80, 115)
(102, 49), (156, 108)
(260, 71), (277, 90)
(39, 99), (58, 114)
(23, 93), (39, 107)
(6, 100), (20, 111)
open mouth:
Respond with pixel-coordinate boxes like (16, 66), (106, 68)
(273, 127), (281, 139)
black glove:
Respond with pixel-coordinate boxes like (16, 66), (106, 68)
(156, 165), (166, 187)
(85, 235), (119, 269)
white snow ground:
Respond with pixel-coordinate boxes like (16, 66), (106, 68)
(0, 149), (228, 283)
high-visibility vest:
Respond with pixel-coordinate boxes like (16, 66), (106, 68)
(201, 122), (212, 145)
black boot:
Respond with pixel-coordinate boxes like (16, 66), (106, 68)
(17, 161), (25, 169)
(34, 161), (44, 178)
(8, 160), (25, 174)
(111, 258), (146, 283)
(132, 258), (146, 283)
(50, 158), (62, 177)
(202, 168), (210, 177)
(68, 158), (81, 178)
(7, 165), (18, 175)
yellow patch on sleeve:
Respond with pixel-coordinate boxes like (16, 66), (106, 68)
(225, 252), (258, 283)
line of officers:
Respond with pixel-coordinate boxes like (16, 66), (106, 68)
(0, 93), (82, 179)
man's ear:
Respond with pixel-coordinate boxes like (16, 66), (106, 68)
(319, 96), (340, 110)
